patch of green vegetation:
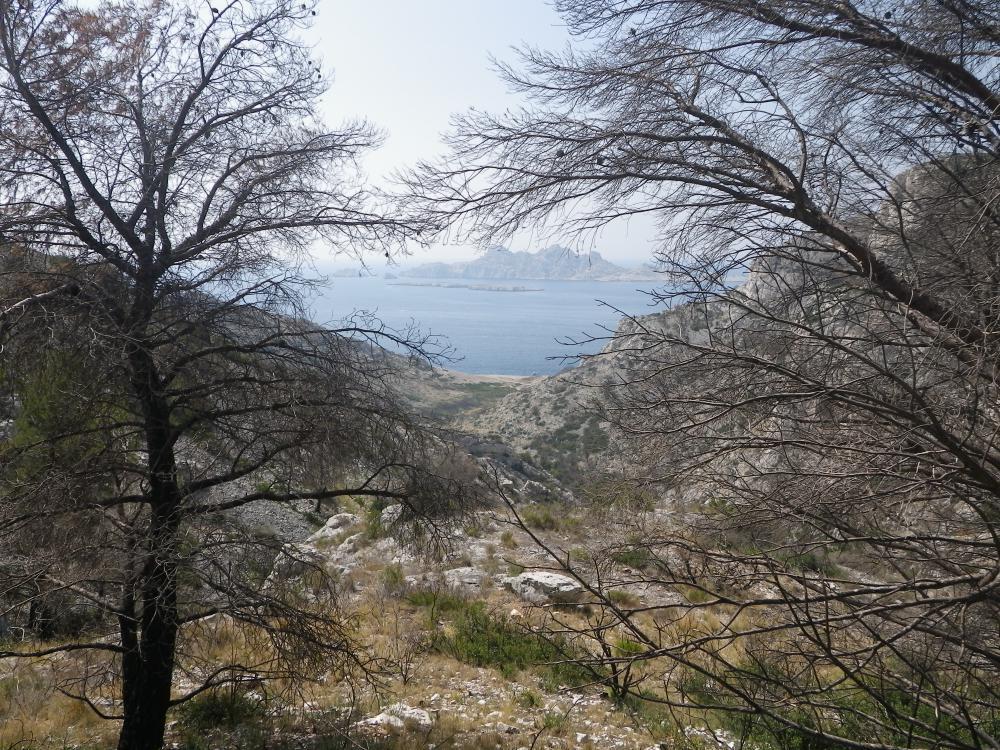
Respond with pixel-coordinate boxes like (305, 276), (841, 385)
(539, 710), (570, 732)
(581, 416), (610, 453)
(680, 659), (999, 750)
(405, 588), (470, 624)
(176, 688), (267, 743)
(678, 583), (714, 604)
(610, 545), (652, 569)
(2, 350), (123, 483)
(380, 562), (406, 594)
(520, 503), (562, 531)
(427, 380), (517, 419)
(430, 600), (597, 688)
(362, 503), (388, 541)
(777, 549), (841, 578)
(517, 689), (543, 709)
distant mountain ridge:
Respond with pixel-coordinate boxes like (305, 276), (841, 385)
(400, 245), (659, 282)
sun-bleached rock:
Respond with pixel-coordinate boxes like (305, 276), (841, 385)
(503, 571), (584, 604)
(443, 566), (488, 591)
(355, 703), (433, 733)
(307, 512), (359, 543)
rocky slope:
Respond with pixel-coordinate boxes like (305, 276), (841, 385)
(456, 300), (724, 483)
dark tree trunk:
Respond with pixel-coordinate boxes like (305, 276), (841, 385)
(118, 333), (183, 750)
(116, 492), (182, 750)
(116, 499), (181, 750)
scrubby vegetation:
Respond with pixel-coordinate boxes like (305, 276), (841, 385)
(2, 0), (998, 747)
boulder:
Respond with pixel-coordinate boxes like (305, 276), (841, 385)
(443, 566), (487, 592)
(356, 703), (433, 733)
(380, 503), (403, 528)
(337, 533), (363, 554)
(356, 713), (405, 732)
(307, 513), (359, 544)
(503, 571), (584, 604)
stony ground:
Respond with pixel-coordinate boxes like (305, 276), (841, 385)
(173, 496), (711, 750)
(0, 362), (733, 750)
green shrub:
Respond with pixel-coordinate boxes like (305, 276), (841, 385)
(614, 637), (645, 657)
(435, 601), (597, 689)
(517, 689), (542, 709)
(507, 562), (526, 576)
(521, 504), (560, 531)
(405, 587), (469, 625)
(778, 550), (840, 578)
(679, 584), (714, 604)
(380, 562), (406, 594)
(611, 546), (652, 569)
(435, 601), (549, 677)
(176, 688), (266, 730)
(540, 710), (570, 733)
(362, 504), (386, 540)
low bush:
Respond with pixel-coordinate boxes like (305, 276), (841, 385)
(610, 546), (652, 569)
(380, 563), (406, 595)
(520, 504), (561, 531)
(405, 587), (469, 624)
(433, 600), (597, 689)
(176, 687), (266, 731)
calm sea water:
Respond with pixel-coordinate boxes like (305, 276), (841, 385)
(305, 277), (663, 375)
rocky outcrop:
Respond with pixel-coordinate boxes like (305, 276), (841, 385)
(443, 566), (489, 592)
(354, 703), (434, 733)
(503, 571), (585, 604)
(306, 512), (359, 545)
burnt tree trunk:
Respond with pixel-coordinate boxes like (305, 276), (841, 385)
(116, 499), (181, 750)
(117, 336), (183, 750)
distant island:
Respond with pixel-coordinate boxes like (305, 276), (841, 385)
(329, 267), (375, 278)
(400, 245), (659, 282)
(389, 281), (542, 292)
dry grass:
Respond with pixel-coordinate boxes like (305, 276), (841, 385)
(0, 659), (118, 749)
(0, 517), (750, 750)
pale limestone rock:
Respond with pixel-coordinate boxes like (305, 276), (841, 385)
(503, 571), (584, 604)
(306, 512), (359, 543)
(443, 566), (487, 591)
(355, 702), (433, 733)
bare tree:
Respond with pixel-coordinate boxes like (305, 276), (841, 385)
(0, 1), (455, 749)
(403, 0), (999, 747)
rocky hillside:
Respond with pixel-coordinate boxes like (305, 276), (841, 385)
(456, 300), (724, 483)
(401, 245), (659, 282)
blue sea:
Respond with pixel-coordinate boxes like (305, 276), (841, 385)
(305, 277), (664, 375)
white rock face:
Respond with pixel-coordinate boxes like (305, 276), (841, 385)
(356, 703), (433, 733)
(684, 726), (738, 750)
(337, 533), (363, 554)
(356, 713), (405, 732)
(306, 513), (359, 544)
(504, 571), (584, 604)
(379, 503), (403, 528)
(443, 566), (488, 591)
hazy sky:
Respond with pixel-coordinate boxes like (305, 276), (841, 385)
(305, 1), (659, 268)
